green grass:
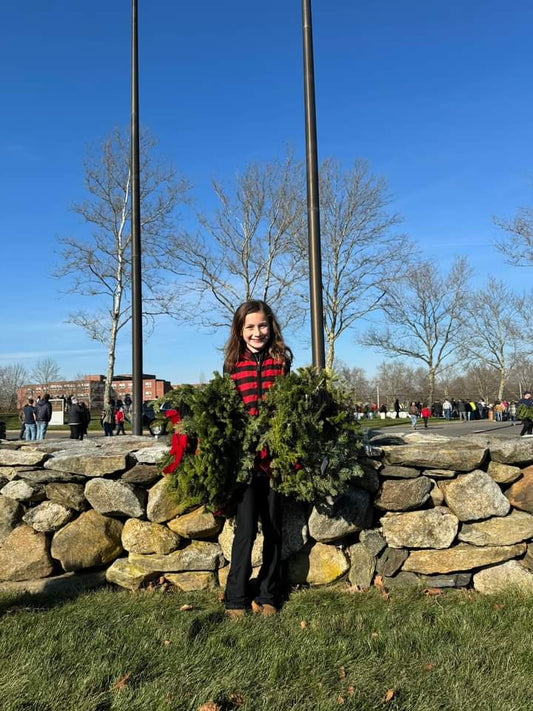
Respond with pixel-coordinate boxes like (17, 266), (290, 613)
(0, 585), (531, 710)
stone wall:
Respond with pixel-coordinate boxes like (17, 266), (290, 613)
(2, 432), (533, 596)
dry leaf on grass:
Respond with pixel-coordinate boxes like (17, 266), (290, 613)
(180, 604), (194, 612)
(423, 663), (434, 671)
(423, 588), (443, 596)
(337, 696), (345, 705)
(370, 631), (379, 638)
(300, 620), (307, 629)
(382, 688), (396, 703)
(374, 575), (385, 589)
(374, 576), (390, 599)
(111, 673), (131, 690)
(229, 692), (245, 706)
(338, 666), (346, 679)
(197, 702), (220, 711)
(163, 639), (171, 646)
(347, 686), (355, 696)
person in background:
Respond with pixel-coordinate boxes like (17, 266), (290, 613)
(420, 404), (431, 429)
(67, 397), (83, 439)
(394, 398), (400, 419)
(35, 393), (52, 440)
(78, 401), (91, 440)
(22, 398), (36, 441)
(509, 401), (517, 425)
(101, 400), (115, 437)
(442, 398), (452, 421)
(124, 393), (132, 419)
(115, 406), (126, 435)
(517, 391), (533, 437)
(408, 402), (419, 429)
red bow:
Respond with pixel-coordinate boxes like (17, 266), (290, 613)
(162, 410), (188, 475)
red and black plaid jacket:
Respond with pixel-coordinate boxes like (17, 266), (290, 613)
(230, 350), (288, 416)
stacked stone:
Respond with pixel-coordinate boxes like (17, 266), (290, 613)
(0, 438), (225, 593)
(363, 434), (533, 594)
(3, 433), (533, 596)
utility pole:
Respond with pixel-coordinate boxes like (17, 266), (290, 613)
(131, 0), (143, 434)
(302, 0), (325, 369)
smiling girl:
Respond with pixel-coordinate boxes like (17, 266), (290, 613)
(222, 300), (292, 617)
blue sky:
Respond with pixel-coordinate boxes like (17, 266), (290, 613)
(2, 0), (533, 385)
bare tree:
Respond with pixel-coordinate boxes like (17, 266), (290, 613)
(54, 127), (190, 402)
(360, 257), (471, 405)
(507, 359), (533, 399)
(295, 159), (410, 369)
(459, 278), (522, 400)
(334, 362), (371, 403)
(162, 154), (305, 331)
(371, 360), (422, 408)
(494, 201), (533, 267)
(30, 357), (62, 390)
(0, 364), (28, 411)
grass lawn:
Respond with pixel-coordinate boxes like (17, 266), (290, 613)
(0, 585), (531, 711)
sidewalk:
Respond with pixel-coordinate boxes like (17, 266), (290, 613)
(364, 418), (522, 440)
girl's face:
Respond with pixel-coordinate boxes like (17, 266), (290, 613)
(242, 310), (270, 353)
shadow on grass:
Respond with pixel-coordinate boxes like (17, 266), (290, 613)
(0, 574), (111, 618)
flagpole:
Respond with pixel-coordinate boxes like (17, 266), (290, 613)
(131, 0), (143, 434)
(302, 0), (325, 369)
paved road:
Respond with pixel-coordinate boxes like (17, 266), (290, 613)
(361, 418), (524, 440)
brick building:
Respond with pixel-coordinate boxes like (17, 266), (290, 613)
(17, 373), (172, 412)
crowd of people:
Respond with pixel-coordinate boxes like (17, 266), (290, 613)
(355, 394), (533, 436)
(356, 398), (518, 421)
(19, 392), (133, 440)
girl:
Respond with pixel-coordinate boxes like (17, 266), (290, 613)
(223, 300), (292, 618)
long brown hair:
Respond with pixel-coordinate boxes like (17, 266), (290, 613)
(223, 300), (292, 373)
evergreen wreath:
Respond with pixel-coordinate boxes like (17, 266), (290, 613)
(516, 402), (533, 421)
(155, 367), (363, 512)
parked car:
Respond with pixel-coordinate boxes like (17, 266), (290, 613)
(142, 401), (170, 437)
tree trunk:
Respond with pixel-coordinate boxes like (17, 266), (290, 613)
(498, 366), (505, 402)
(105, 313), (119, 405)
(326, 337), (335, 371)
(427, 368), (436, 407)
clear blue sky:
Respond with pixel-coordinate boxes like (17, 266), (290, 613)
(2, 1), (532, 384)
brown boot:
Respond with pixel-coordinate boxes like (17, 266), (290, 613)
(251, 600), (262, 615)
(260, 604), (278, 617)
(225, 608), (246, 620)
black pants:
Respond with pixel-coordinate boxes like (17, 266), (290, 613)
(224, 473), (282, 610)
(69, 424), (80, 439)
(521, 418), (533, 436)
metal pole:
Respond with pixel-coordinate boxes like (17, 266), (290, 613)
(131, 0), (143, 435)
(302, 0), (325, 370)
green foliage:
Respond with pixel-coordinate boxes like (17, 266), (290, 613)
(258, 368), (363, 501)
(516, 403), (533, 421)
(156, 373), (250, 512)
(156, 368), (363, 511)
